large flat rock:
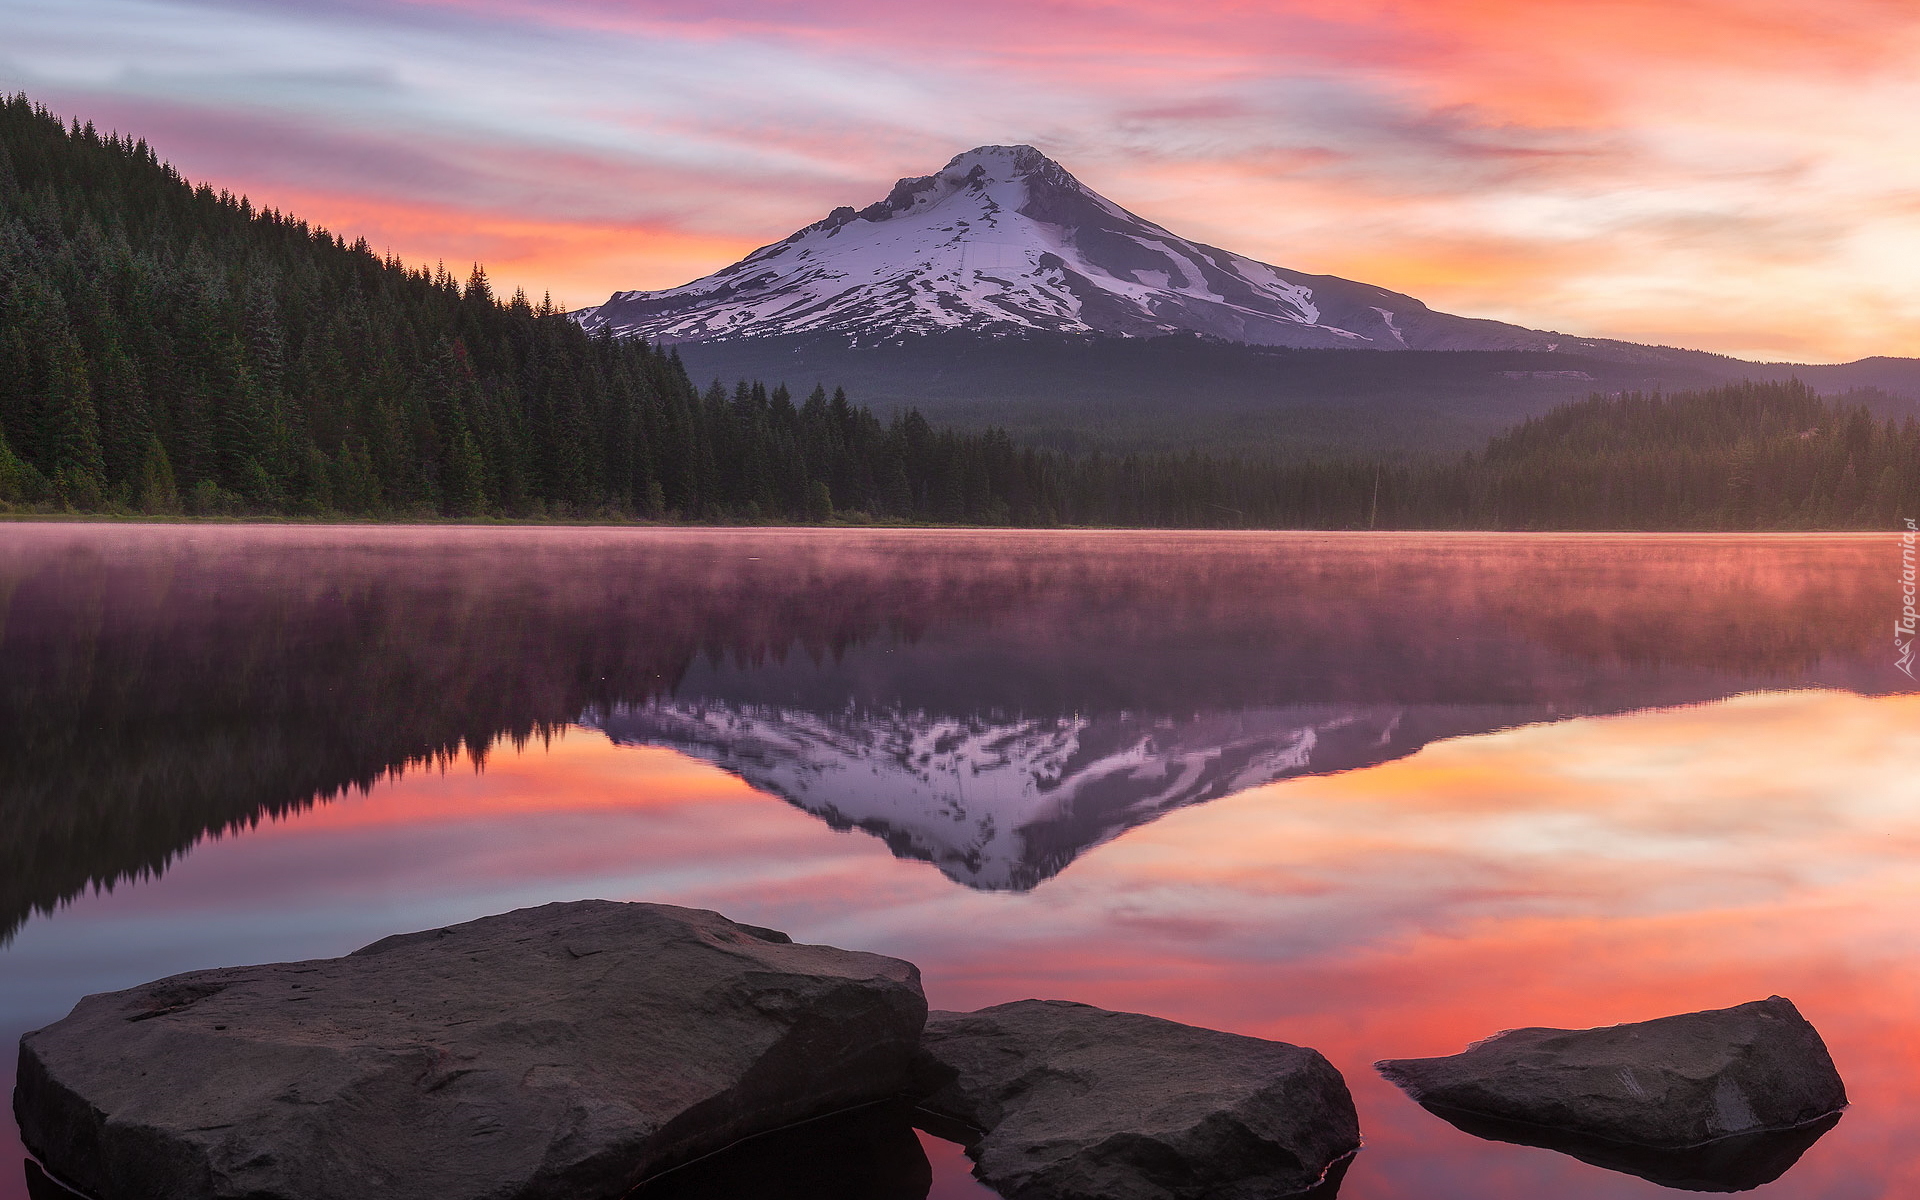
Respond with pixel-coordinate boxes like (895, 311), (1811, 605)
(916, 999), (1359, 1200)
(15, 901), (927, 1200)
(1375, 996), (1846, 1155)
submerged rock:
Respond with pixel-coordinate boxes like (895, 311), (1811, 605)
(1375, 996), (1846, 1163)
(1416, 1106), (1841, 1193)
(15, 901), (927, 1200)
(916, 999), (1359, 1200)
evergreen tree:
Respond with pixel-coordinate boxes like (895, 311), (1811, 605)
(134, 435), (180, 514)
(0, 420), (32, 503)
(41, 333), (107, 504)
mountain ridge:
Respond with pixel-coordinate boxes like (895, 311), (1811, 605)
(579, 144), (1663, 357)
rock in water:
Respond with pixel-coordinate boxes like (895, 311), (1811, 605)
(1374, 996), (1846, 1155)
(15, 901), (927, 1200)
(915, 1000), (1360, 1200)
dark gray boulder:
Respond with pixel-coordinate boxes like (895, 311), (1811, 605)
(1375, 996), (1846, 1164)
(915, 999), (1359, 1200)
(15, 901), (927, 1200)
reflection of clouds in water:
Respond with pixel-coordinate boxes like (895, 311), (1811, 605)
(9, 689), (1914, 979)
(77, 689), (1907, 982)
(6, 691), (1919, 1199)
(1019, 692), (1920, 960)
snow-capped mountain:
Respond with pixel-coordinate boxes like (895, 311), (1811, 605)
(586, 699), (1558, 890)
(576, 145), (1610, 352)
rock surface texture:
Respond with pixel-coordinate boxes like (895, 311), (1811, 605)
(15, 901), (927, 1200)
(1375, 996), (1846, 1153)
(916, 999), (1360, 1200)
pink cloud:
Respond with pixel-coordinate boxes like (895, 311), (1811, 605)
(18, 0), (1920, 355)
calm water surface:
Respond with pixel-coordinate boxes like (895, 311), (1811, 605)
(2, 525), (1915, 1199)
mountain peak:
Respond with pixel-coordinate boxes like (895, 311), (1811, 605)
(941, 144), (1066, 181)
(841, 143), (1077, 228)
(577, 146), (1588, 353)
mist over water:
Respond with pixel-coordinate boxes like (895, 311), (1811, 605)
(2, 525), (1912, 1198)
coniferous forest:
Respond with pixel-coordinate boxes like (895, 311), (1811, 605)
(2, 94), (1916, 530)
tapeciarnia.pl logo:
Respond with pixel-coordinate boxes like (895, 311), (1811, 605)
(1900, 518), (1918, 679)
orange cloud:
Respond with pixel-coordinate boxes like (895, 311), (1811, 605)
(254, 187), (757, 304)
(22, 0), (1920, 359)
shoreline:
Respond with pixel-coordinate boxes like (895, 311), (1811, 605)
(0, 513), (1898, 535)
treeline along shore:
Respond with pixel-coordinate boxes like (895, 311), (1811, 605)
(3, 94), (1916, 530)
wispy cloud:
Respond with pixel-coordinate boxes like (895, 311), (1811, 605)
(3, 0), (1917, 359)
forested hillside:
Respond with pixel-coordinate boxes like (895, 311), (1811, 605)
(673, 332), (1734, 455)
(0, 94), (751, 517)
(2, 96), (1914, 529)
(895, 379), (1916, 529)
(1465, 382), (1916, 528)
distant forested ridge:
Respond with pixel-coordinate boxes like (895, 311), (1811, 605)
(1453, 383), (1919, 529)
(1, 95), (1915, 529)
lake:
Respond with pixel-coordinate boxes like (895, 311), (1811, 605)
(2, 524), (1914, 1199)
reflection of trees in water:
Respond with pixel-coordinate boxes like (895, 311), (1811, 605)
(0, 527), (1901, 938)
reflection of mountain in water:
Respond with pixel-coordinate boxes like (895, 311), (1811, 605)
(2, 525), (1908, 936)
(595, 702), (1558, 890)
(592, 675), (1872, 892)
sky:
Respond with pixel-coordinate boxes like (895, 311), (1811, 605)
(3, 0), (1918, 362)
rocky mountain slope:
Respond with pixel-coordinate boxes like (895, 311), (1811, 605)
(577, 145), (1645, 355)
